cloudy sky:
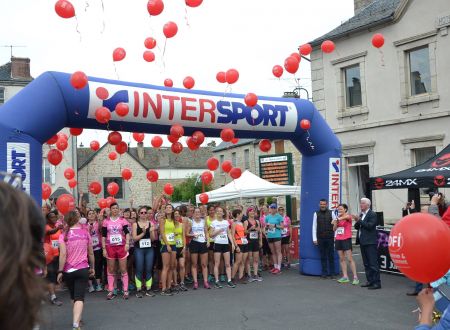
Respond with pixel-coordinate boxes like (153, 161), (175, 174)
(0, 0), (353, 146)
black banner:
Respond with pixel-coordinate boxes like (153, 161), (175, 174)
(377, 228), (401, 274)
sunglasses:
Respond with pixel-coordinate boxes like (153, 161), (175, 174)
(140, 211), (147, 215)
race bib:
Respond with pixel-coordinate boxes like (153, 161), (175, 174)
(139, 239), (151, 248)
(176, 239), (183, 247)
(167, 233), (175, 243)
(110, 234), (122, 245)
(195, 232), (205, 242)
(267, 227), (276, 234)
(282, 228), (288, 235)
(249, 231), (258, 239)
(336, 228), (345, 235)
(241, 237), (248, 245)
(92, 236), (99, 246)
(51, 240), (59, 249)
(216, 233), (228, 244)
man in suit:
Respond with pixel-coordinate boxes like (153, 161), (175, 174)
(354, 198), (381, 290)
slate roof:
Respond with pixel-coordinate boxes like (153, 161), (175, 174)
(0, 60), (33, 83)
(310, 0), (403, 46)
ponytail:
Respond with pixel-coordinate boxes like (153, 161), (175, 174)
(63, 211), (79, 243)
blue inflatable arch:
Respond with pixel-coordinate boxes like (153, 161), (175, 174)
(0, 71), (341, 275)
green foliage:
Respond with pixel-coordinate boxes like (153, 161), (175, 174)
(266, 196), (274, 205)
(172, 174), (212, 203)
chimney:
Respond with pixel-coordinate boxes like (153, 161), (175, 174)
(10, 57), (32, 80)
(354, 0), (374, 15)
(137, 142), (145, 160)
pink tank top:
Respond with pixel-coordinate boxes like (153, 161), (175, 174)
(88, 221), (101, 250)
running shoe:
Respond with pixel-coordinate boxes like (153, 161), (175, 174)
(135, 291), (144, 298)
(172, 285), (180, 294)
(193, 282), (199, 290)
(106, 291), (116, 300)
(227, 281), (236, 288)
(145, 289), (156, 297)
(204, 282), (211, 289)
(270, 268), (278, 274)
(219, 275), (226, 282)
(352, 278), (360, 286)
(88, 286), (95, 293)
(50, 297), (62, 306)
(247, 276), (257, 283)
(255, 275), (263, 282)
(179, 283), (188, 292)
(207, 274), (214, 283)
(239, 278), (248, 285)
(123, 291), (129, 300)
(128, 283), (136, 291)
(160, 290), (173, 296)
(286, 263), (291, 269)
(214, 281), (223, 289)
(337, 277), (350, 283)
(95, 285), (103, 292)
(185, 276), (194, 284)
(272, 269), (282, 275)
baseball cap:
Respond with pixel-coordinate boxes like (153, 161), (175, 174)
(269, 203), (277, 209)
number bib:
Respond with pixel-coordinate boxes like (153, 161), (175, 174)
(194, 231), (205, 242)
(110, 234), (123, 245)
(249, 231), (258, 239)
(92, 236), (99, 246)
(51, 240), (59, 249)
(166, 233), (175, 243)
(176, 239), (183, 247)
(282, 228), (288, 235)
(336, 228), (345, 235)
(139, 239), (151, 248)
(267, 227), (276, 234)
(215, 233), (228, 244)
(241, 237), (248, 245)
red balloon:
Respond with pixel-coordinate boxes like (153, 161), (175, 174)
(230, 167), (242, 180)
(207, 157), (219, 171)
(115, 102), (129, 117)
(55, 0), (75, 19)
(164, 78), (173, 87)
(199, 193), (209, 204)
(171, 142), (183, 154)
(96, 87), (109, 100)
(144, 37), (157, 49)
(108, 152), (117, 160)
(221, 160), (232, 173)
(98, 198), (108, 209)
(259, 139), (272, 153)
(46, 135), (58, 145)
(186, 137), (199, 151)
(106, 196), (116, 207)
(231, 138), (239, 144)
(220, 128), (235, 142)
(89, 181), (102, 195)
(216, 71), (226, 83)
(244, 93), (258, 107)
(372, 33), (385, 48)
(299, 43), (312, 56)
(56, 194), (75, 215)
(90, 140), (100, 151)
(284, 56), (299, 74)
(107, 182), (119, 196)
(113, 47), (126, 62)
(57, 132), (68, 141)
(147, 0), (164, 16)
(225, 69), (239, 84)
(272, 65), (283, 78)
(56, 138), (68, 151)
(290, 52), (301, 63)
(163, 183), (174, 195)
(163, 21), (178, 38)
(47, 149), (63, 166)
(69, 128), (83, 136)
(170, 124), (184, 138)
(42, 183), (52, 200)
(115, 141), (128, 155)
(201, 171), (213, 184)
(146, 170), (159, 182)
(186, 0), (203, 7)
(133, 132), (145, 143)
(191, 131), (205, 145)
(68, 179), (77, 188)
(121, 168), (132, 181)
(64, 167), (75, 180)
(108, 131), (122, 146)
(143, 50), (155, 62)
(388, 213), (450, 283)
(167, 135), (179, 144)
(70, 71), (88, 90)
(183, 76), (195, 89)
(95, 107), (111, 124)
(300, 119), (311, 130)
(321, 40), (335, 54)
(151, 136), (163, 148)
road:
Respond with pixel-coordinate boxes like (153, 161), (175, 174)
(41, 247), (418, 330)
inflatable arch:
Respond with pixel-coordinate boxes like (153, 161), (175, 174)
(0, 71), (341, 275)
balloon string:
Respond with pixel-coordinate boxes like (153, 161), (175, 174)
(75, 16), (82, 42)
(379, 49), (385, 67)
(100, 0), (106, 34)
(184, 7), (191, 27)
(84, 0), (89, 12)
(113, 62), (120, 80)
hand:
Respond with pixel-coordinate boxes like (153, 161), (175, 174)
(57, 272), (63, 284)
(103, 249), (107, 258)
(167, 246), (172, 253)
(431, 195), (440, 205)
(89, 268), (95, 277)
(207, 242), (210, 248)
(417, 288), (435, 325)
(313, 240), (318, 246)
(411, 200), (415, 208)
(125, 245), (129, 252)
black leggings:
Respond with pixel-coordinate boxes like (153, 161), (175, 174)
(64, 268), (89, 302)
(94, 249), (104, 280)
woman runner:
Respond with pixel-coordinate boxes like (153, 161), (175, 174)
(244, 207), (263, 282)
(279, 206), (292, 269)
(173, 210), (188, 292)
(265, 204), (284, 274)
(159, 204), (177, 296)
(86, 209), (103, 292)
(231, 209), (249, 284)
(102, 203), (131, 300)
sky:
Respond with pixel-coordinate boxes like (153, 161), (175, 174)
(0, 0), (354, 147)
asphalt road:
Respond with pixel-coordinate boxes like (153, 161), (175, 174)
(40, 247), (419, 330)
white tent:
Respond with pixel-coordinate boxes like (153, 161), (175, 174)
(195, 170), (300, 203)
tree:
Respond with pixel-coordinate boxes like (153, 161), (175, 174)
(172, 174), (212, 203)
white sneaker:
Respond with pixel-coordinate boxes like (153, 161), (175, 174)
(88, 286), (95, 293)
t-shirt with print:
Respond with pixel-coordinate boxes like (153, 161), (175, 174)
(88, 221), (102, 251)
(265, 214), (283, 239)
(281, 216), (291, 237)
(102, 217), (129, 246)
(59, 226), (91, 272)
(211, 219), (230, 245)
(335, 215), (353, 241)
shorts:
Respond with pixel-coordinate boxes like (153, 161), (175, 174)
(262, 237), (271, 255)
(189, 240), (208, 254)
(106, 245), (128, 259)
(281, 236), (291, 245)
(176, 247), (185, 259)
(335, 238), (352, 251)
(213, 243), (230, 254)
(248, 239), (260, 252)
(236, 244), (249, 253)
(64, 268), (89, 302)
(160, 244), (176, 254)
(267, 237), (282, 243)
(208, 242), (215, 251)
(46, 257), (59, 284)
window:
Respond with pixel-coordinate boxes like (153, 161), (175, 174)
(413, 147), (435, 166)
(231, 152), (236, 167)
(42, 158), (55, 185)
(220, 155), (224, 173)
(244, 149), (250, 169)
(344, 65), (362, 108)
(103, 177), (124, 199)
(0, 87), (5, 104)
(408, 46), (431, 96)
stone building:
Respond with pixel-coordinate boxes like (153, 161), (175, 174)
(309, 0), (450, 222)
(77, 143), (213, 208)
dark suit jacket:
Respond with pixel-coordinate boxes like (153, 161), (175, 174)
(354, 209), (378, 246)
